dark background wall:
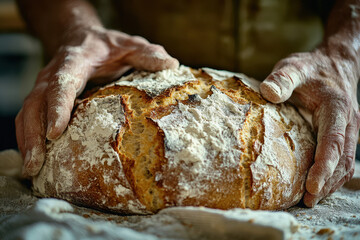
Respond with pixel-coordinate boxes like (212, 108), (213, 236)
(0, 0), (42, 151)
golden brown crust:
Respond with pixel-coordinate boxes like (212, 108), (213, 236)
(32, 67), (315, 214)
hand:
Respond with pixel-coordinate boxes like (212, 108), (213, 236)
(260, 46), (360, 207)
(16, 27), (179, 177)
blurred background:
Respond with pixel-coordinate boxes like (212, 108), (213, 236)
(0, 0), (42, 151)
(0, 0), (359, 161)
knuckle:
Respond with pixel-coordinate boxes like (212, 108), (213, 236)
(325, 132), (345, 145)
(330, 96), (352, 120)
(147, 44), (165, 53)
(274, 54), (305, 70)
(320, 132), (345, 154)
(340, 95), (352, 108)
(331, 95), (351, 109)
(121, 35), (149, 48)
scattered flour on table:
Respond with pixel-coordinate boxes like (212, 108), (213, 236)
(2, 170), (360, 240)
(0, 195), (299, 240)
(288, 160), (360, 240)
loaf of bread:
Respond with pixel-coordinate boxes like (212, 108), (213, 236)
(32, 66), (315, 214)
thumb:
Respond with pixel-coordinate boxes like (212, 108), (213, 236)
(124, 43), (179, 72)
(260, 65), (306, 103)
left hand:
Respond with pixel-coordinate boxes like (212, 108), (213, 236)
(15, 27), (179, 178)
(260, 46), (360, 207)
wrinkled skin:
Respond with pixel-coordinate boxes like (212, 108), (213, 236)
(261, 46), (360, 207)
(260, 0), (360, 206)
(15, 27), (178, 177)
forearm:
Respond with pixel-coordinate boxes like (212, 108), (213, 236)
(16, 0), (103, 57)
(322, 0), (360, 85)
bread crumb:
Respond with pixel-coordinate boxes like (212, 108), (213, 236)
(317, 228), (335, 235)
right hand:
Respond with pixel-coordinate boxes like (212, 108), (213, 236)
(16, 27), (179, 178)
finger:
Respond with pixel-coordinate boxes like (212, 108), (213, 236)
(15, 108), (25, 158)
(46, 57), (92, 140)
(304, 115), (357, 207)
(303, 177), (347, 207)
(303, 158), (353, 207)
(260, 64), (306, 103)
(304, 163), (354, 207)
(124, 43), (179, 72)
(306, 104), (353, 195)
(22, 83), (48, 177)
(327, 116), (358, 194)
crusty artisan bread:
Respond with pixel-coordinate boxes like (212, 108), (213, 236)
(32, 66), (315, 214)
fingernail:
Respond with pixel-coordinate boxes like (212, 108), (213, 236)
(266, 81), (282, 96)
(260, 81), (282, 103)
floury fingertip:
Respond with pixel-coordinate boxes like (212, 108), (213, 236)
(303, 193), (320, 208)
(260, 81), (283, 103)
(306, 176), (325, 195)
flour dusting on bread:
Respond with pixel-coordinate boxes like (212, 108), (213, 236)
(33, 95), (148, 214)
(114, 65), (196, 97)
(155, 87), (250, 202)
